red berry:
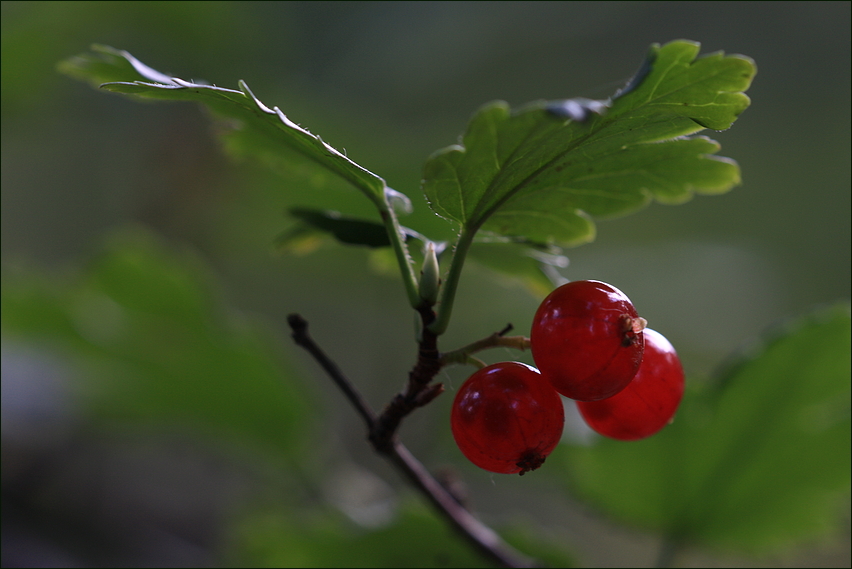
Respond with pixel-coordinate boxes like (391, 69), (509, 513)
(531, 280), (645, 401)
(577, 329), (684, 441)
(451, 362), (564, 475)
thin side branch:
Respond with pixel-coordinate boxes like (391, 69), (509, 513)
(287, 314), (377, 428)
(441, 324), (531, 368)
(286, 314), (538, 568)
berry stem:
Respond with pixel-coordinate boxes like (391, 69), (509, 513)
(286, 314), (537, 568)
(462, 354), (488, 369)
(441, 325), (531, 368)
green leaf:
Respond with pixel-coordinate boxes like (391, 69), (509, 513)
(467, 241), (567, 298)
(57, 43), (174, 87)
(276, 208), (437, 254)
(422, 40), (755, 246)
(280, 208), (394, 249)
(557, 303), (851, 554)
(57, 44), (388, 208)
(1, 226), (311, 458)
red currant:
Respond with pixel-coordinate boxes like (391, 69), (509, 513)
(451, 362), (564, 475)
(531, 280), (645, 401)
(577, 328), (684, 441)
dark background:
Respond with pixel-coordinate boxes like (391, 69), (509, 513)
(2, 2), (850, 567)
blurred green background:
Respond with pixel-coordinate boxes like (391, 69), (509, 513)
(2, 1), (849, 567)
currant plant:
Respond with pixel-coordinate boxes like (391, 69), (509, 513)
(59, 40), (760, 566)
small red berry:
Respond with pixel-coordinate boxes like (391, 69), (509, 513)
(451, 362), (564, 475)
(531, 280), (645, 401)
(577, 328), (684, 441)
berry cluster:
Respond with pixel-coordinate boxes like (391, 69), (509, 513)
(451, 280), (684, 474)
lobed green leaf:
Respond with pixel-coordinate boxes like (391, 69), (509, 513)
(422, 40), (756, 247)
(58, 45), (388, 208)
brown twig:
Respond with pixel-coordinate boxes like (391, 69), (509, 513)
(369, 305), (443, 451)
(287, 314), (377, 428)
(286, 313), (538, 568)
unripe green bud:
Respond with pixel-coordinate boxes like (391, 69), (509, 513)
(418, 241), (441, 306)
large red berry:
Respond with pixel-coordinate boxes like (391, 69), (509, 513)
(577, 328), (684, 441)
(531, 280), (645, 401)
(451, 362), (564, 475)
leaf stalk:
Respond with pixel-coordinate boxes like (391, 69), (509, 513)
(428, 226), (477, 335)
(378, 190), (421, 308)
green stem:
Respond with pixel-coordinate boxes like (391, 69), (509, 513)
(428, 226), (476, 336)
(379, 190), (421, 308)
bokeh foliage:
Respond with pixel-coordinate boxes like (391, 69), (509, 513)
(559, 303), (851, 554)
